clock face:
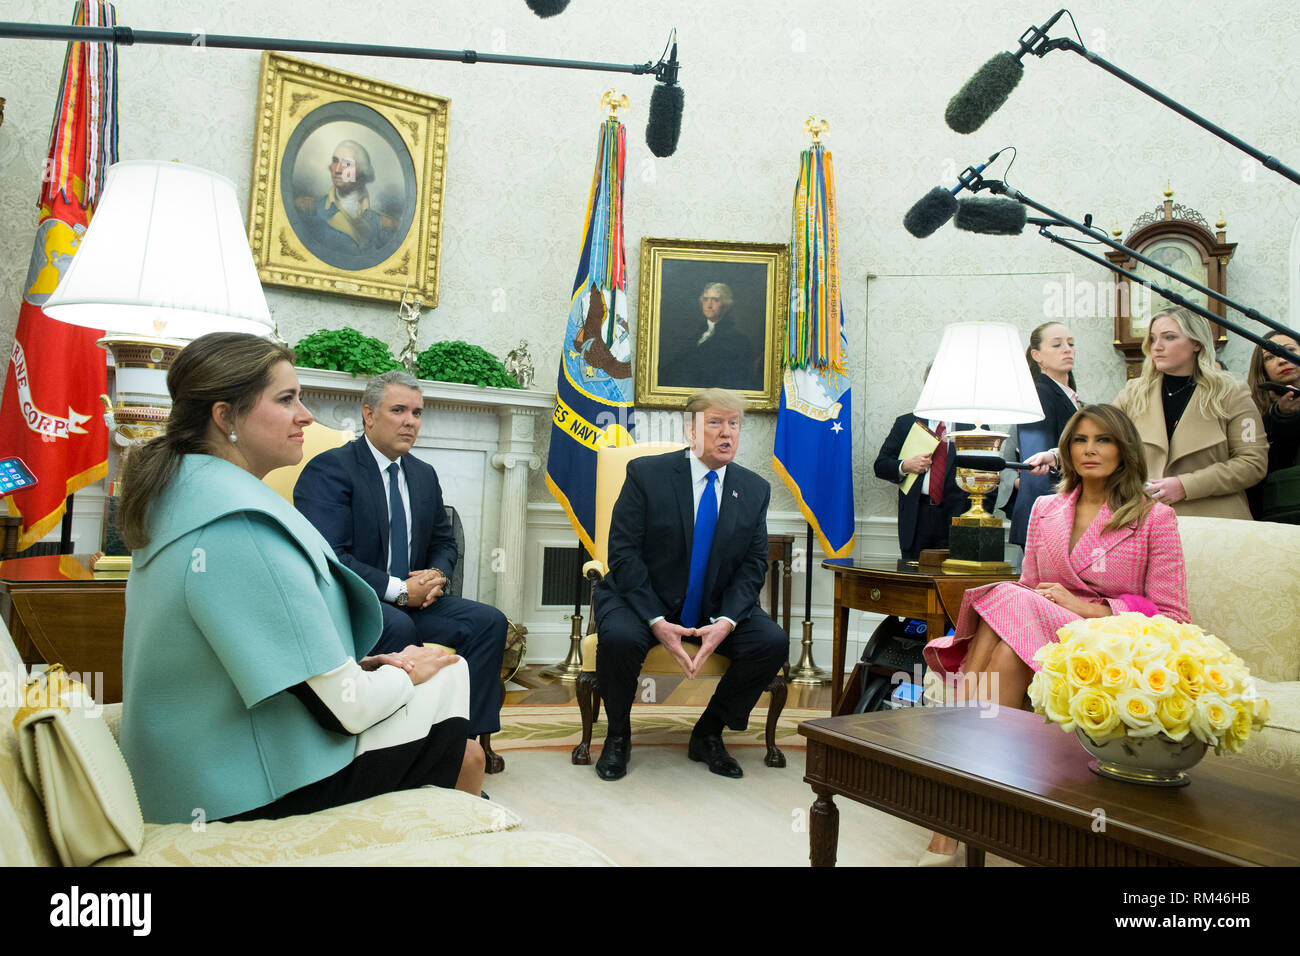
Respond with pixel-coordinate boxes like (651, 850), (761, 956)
(1129, 238), (1209, 338)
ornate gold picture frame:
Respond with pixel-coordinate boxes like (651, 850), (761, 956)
(247, 53), (449, 306)
(636, 238), (789, 411)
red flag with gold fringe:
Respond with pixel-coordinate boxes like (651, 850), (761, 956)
(1, 1), (118, 550)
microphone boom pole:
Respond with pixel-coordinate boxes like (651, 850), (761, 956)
(0, 19), (666, 78)
(963, 176), (1300, 364)
(1019, 26), (1300, 187)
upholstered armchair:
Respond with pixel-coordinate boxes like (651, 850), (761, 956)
(569, 442), (788, 768)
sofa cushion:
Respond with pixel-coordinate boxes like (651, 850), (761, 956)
(0, 622), (59, 867)
(97, 786), (523, 866)
(1176, 516), (1300, 683)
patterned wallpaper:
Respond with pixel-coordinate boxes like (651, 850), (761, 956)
(3, 0), (1299, 528)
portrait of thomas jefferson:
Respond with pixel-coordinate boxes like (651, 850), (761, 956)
(282, 104), (417, 272)
(657, 270), (767, 393)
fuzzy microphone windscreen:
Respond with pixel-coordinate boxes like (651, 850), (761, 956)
(646, 82), (684, 158)
(525, 0), (570, 17)
(945, 52), (1024, 134)
(903, 187), (958, 239)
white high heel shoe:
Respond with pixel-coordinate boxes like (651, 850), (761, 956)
(916, 848), (959, 867)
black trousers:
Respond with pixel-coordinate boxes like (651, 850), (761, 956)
(374, 595), (506, 736)
(221, 717), (469, 822)
(902, 496), (956, 562)
(595, 603), (788, 738)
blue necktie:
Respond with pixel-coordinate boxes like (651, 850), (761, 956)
(387, 462), (409, 579)
(680, 471), (718, 628)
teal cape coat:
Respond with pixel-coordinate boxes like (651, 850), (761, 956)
(120, 455), (383, 823)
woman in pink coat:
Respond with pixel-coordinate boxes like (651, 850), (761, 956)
(918, 404), (1189, 864)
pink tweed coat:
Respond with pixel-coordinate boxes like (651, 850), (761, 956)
(924, 488), (1189, 677)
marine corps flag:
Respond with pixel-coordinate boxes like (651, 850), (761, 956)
(545, 117), (636, 554)
(771, 143), (855, 558)
(1, 1), (117, 550)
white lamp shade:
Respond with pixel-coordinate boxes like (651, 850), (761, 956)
(914, 321), (1044, 425)
(43, 160), (272, 337)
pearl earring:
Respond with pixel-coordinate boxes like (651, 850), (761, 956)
(229, 432), (237, 443)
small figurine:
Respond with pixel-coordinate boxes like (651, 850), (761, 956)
(397, 288), (422, 373)
(504, 339), (535, 389)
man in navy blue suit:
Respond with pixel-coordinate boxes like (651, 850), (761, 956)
(591, 389), (788, 781)
(294, 370), (507, 770)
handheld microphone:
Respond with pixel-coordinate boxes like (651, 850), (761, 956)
(945, 9), (1068, 134)
(954, 196), (1028, 235)
(903, 148), (1006, 238)
(525, 0), (570, 16)
(646, 42), (684, 158)
(953, 454), (1036, 472)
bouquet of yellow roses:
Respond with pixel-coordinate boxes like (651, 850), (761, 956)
(1027, 614), (1270, 754)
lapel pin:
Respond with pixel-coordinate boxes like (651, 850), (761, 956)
(732, 490), (739, 498)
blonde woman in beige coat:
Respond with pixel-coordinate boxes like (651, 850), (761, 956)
(1114, 308), (1266, 519)
(1025, 308), (1267, 518)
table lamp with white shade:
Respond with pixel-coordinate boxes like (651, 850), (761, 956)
(43, 159), (273, 463)
(42, 160), (273, 556)
(914, 321), (1044, 573)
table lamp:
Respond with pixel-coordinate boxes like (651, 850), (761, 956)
(914, 321), (1043, 573)
(43, 160), (272, 462)
(43, 160), (273, 556)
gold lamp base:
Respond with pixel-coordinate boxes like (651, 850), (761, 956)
(542, 613), (585, 681)
(788, 620), (830, 685)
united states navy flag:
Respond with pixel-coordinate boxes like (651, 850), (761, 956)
(544, 118), (635, 554)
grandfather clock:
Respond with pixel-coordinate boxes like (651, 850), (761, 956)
(1106, 186), (1236, 377)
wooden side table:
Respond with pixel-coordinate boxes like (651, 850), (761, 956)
(822, 558), (1016, 715)
(765, 533), (795, 640)
(0, 554), (126, 703)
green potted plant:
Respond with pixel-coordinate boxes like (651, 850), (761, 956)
(294, 329), (402, 376)
(416, 340), (521, 389)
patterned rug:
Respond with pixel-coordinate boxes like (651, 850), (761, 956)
(492, 705), (820, 753)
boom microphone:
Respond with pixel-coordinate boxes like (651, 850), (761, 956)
(524, 0), (570, 16)
(954, 196), (1028, 235)
(646, 42), (683, 158)
(953, 454), (1036, 472)
(903, 148), (1006, 238)
(945, 52), (1024, 135)
(945, 9), (1067, 134)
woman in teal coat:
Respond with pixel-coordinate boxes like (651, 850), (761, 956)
(118, 332), (483, 824)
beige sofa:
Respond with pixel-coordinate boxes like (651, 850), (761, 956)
(1178, 516), (1300, 775)
(0, 622), (613, 867)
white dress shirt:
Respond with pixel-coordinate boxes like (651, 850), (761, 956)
(365, 435), (412, 603)
(648, 452), (735, 631)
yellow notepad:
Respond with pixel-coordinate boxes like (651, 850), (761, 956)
(899, 421), (941, 495)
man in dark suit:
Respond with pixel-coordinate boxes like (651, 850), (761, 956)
(294, 370), (508, 767)
(873, 412), (971, 562)
(592, 388), (788, 781)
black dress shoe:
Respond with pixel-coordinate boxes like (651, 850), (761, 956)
(595, 736), (630, 781)
(688, 733), (743, 778)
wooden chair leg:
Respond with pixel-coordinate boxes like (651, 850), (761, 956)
(764, 664), (788, 768)
(572, 671), (598, 764)
(480, 732), (504, 774)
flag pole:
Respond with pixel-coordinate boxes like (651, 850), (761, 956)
(788, 522), (830, 684)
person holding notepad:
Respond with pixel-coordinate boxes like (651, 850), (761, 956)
(874, 409), (972, 562)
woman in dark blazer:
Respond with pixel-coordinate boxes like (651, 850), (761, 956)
(1008, 322), (1083, 547)
(1246, 330), (1300, 518)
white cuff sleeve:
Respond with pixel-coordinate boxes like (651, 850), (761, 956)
(383, 576), (403, 604)
(305, 659), (414, 735)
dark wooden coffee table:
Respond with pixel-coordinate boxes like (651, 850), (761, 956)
(800, 706), (1300, 867)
